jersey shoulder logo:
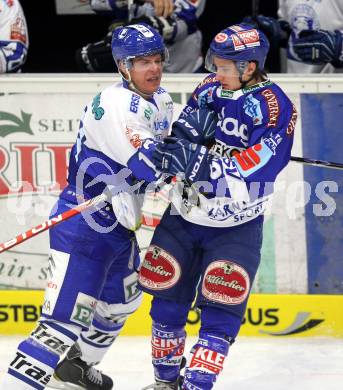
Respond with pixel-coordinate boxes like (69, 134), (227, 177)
(243, 93), (263, 125)
(91, 93), (105, 120)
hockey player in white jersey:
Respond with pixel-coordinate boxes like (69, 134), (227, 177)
(0, 0), (28, 73)
(245, 0), (343, 73)
(0, 23), (173, 390)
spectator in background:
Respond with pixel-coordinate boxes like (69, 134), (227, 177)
(245, 0), (343, 73)
(76, 0), (206, 73)
(0, 0), (28, 73)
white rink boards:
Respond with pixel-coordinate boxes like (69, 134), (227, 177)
(0, 336), (342, 390)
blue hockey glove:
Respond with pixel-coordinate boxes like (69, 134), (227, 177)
(243, 16), (291, 48)
(174, 0), (197, 35)
(171, 108), (218, 145)
(153, 137), (210, 183)
(292, 29), (343, 67)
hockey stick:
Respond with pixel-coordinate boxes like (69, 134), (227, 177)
(291, 156), (343, 170)
(128, 0), (134, 22)
(0, 193), (108, 254)
(1, 155), (341, 254)
(252, 0), (259, 17)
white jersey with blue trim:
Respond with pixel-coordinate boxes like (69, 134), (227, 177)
(0, 0), (28, 72)
(68, 81), (173, 230)
(278, 0), (343, 73)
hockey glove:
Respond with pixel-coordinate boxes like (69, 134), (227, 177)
(292, 29), (343, 67)
(75, 31), (115, 72)
(129, 15), (176, 42)
(153, 137), (210, 183)
(171, 108), (218, 145)
(243, 16), (291, 48)
(174, 0), (197, 35)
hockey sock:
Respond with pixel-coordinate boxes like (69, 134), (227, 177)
(0, 319), (81, 389)
(152, 321), (186, 383)
(182, 306), (240, 390)
(150, 298), (191, 382)
(1, 338), (59, 389)
(183, 333), (230, 390)
(78, 313), (126, 364)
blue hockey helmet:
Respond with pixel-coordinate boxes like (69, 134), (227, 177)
(205, 23), (270, 72)
(111, 23), (169, 68)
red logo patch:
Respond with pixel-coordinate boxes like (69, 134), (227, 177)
(202, 260), (250, 305)
(215, 33), (228, 43)
(232, 29), (260, 51)
(152, 335), (185, 360)
(125, 126), (142, 148)
(189, 346), (225, 374)
(139, 246), (181, 290)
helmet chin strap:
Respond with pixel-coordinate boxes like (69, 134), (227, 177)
(235, 61), (254, 89)
(239, 74), (255, 89)
(120, 65), (154, 99)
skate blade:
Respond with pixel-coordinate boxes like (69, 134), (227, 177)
(46, 374), (85, 390)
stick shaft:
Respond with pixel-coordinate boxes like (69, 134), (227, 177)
(1, 154), (342, 254)
(291, 156), (343, 170)
(252, 0), (259, 17)
(0, 193), (107, 254)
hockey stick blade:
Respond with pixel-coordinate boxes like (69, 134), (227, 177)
(291, 156), (343, 170)
(0, 193), (108, 254)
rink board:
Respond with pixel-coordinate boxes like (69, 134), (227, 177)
(0, 290), (342, 337)
(0, 75), (342, 294)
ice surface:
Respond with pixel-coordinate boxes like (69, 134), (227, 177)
(0, 336), (342, 389)
(0, 336), (343, 390)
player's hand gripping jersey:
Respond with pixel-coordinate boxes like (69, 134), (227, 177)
(168, 74), (297, 227)
(65, 81), (173, 230)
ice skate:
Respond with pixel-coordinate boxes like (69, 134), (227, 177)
(141, 356), (185, 390)
(141, 377), (183, 390)
(47, 344), (113, 390)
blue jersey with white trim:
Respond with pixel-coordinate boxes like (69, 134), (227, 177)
(173, 74), (297, 227)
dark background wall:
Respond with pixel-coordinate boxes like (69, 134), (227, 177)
(19, 0), (279, 73)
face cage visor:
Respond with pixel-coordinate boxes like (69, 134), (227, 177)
(205, 51), (249, 78)
(116, 47), (170, 71)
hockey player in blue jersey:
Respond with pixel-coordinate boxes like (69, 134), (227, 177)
(138, 24), (297, 389)
(0, 24), (173, 390)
